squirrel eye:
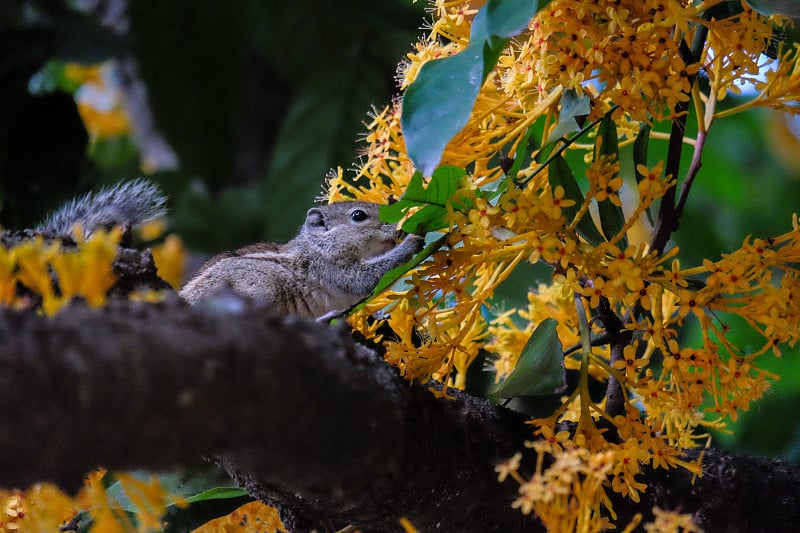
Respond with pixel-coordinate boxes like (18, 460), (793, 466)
(350, 209), (369, 222)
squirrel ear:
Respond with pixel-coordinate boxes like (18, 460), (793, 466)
(304, 208), (328, 231)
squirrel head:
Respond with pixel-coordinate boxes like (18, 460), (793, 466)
(300, 201), (403, 261)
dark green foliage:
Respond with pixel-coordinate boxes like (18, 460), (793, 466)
(127, 0), (250, 189)
(0, 0), (423, 249)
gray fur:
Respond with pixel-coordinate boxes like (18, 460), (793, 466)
(36, 179), (167, 237)
(180, 201), (425, 318)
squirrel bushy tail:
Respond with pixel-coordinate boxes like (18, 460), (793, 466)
(36, 179), (167, 237)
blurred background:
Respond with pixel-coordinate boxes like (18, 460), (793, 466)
(2, 0), (800, 460)
(0, 0), (426, 246)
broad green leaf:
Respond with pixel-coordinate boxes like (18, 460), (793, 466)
(402, 0), (549, 175)
(409, 166), (463, 205)
(633, 122), (654, 225)
(401, 50), (483, 177)
(484, 0), (553, 35)
(380, 166), (464, 233)
(470, 8), (511, 79)
(548, 155), (604, 245)
(400, 204), (447, 234)
(544, 89), (591, 145)
(533, 138), (559, 164)
(595, 115), (626, 246)
(491, 318), (566, 399)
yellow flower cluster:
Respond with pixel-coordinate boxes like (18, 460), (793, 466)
(0, 470), (185, 533)
(192, 500), (286, 533)
(495, 442), (702, 532)
(327, 0), (800, 530)
(0, 229), (121, 316)
(0, 220), (186, 314)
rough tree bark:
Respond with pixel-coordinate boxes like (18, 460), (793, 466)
(0, 296), (799, 532)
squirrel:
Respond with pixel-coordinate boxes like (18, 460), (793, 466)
(179, 202), (424, 318)
(29, 181), (423, 318)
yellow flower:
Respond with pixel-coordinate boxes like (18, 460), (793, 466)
(51, 228), (120, 309)
(400, 517), (422, 533)
(496, 452), (523, 482)
(645, 506), (703, 533)
(580, 277), (608, 308)
(152, 234), (186, 289)
(13, 237), (58, 300)
(192, 501), (287, 533)
(594, 175), (624, 206)
(467, 197), (500, 228)
(536, 423), (573, 454)
(0, 247), (17, 305)
(636, 161), (672, 199)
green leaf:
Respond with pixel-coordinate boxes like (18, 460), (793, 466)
(401, 50), (483, 176)
(483, 0), (548, 39)
(380, 166), (464, 233)
(408, 166), (463, 205)
(595, 115), (626, 246)
(185, 487), (249, 504)
(400, 204), (446, 235)
(633, 122), (651, 184)
(491, 318), (566, 399)
(505, 125), (536, 180)
(548, 155), (604, 245)
(633, 122), (654, 225)
(105, 468), (246, 513)
(544, 89), (591, 145)
(533, 138), (559, 164)
(470, 7), (510, 79)
(402, 0), (549, 175)
(745, 0), (800, 17)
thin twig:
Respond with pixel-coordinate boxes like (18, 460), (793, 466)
(515, 105), (620, 187)
(675, 128), (708, 221)
(649, 37), (704, 255)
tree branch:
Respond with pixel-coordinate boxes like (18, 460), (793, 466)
(1, 298), (799, 531)
(0, 296), (534, 532)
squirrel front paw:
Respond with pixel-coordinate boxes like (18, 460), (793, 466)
(400, 233), (426, 256)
